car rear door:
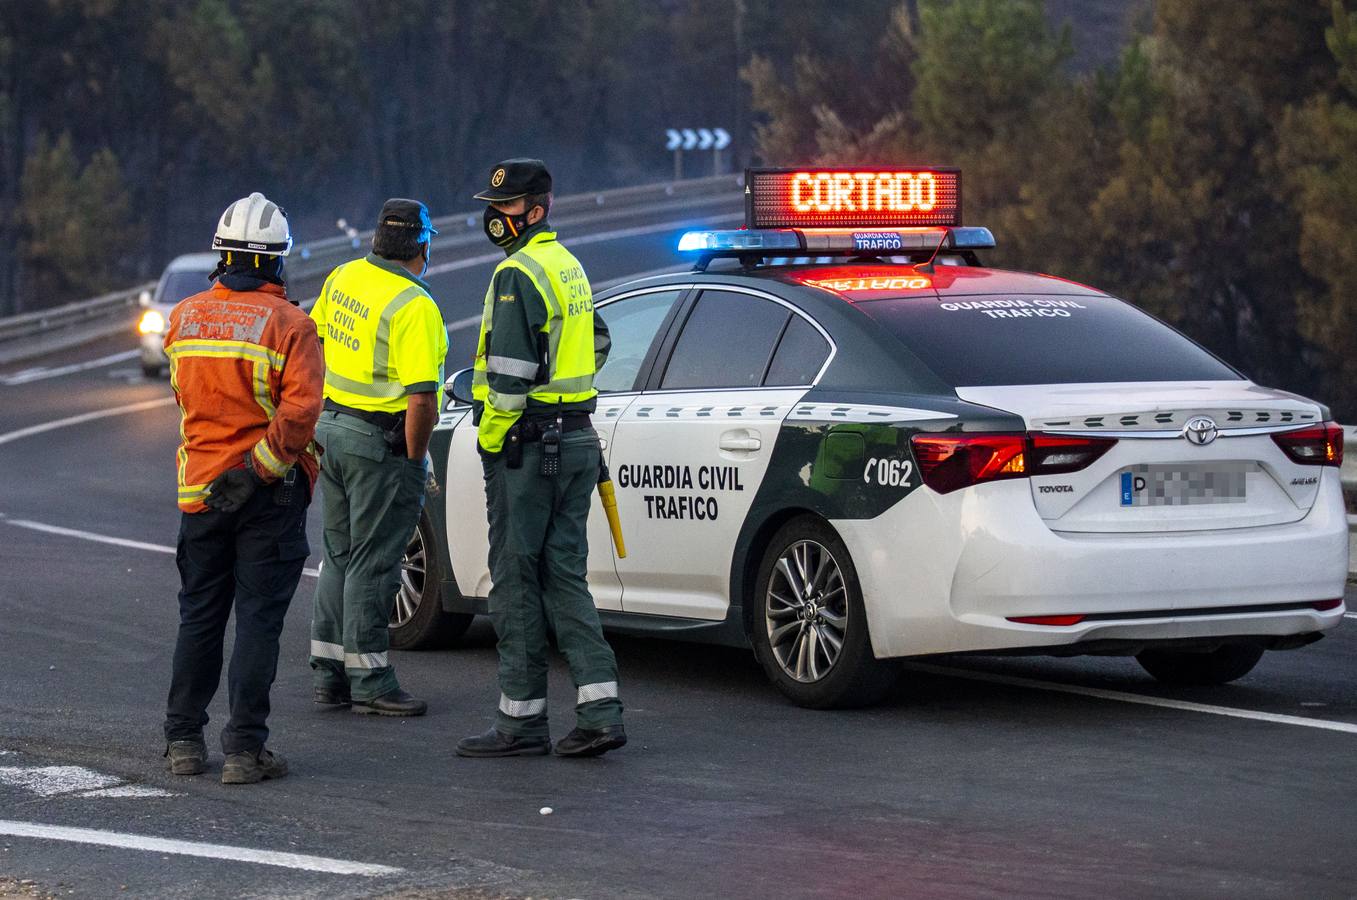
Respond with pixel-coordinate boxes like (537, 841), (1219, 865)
(608, 286), (832, 620)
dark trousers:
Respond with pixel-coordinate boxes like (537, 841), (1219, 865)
(163, 479), (311, 754)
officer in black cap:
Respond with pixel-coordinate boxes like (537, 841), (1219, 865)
(308, 196), (448, 718)
(456, 159), (624, 759)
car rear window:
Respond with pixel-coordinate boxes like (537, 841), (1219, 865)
(859, 293), (1240, 386)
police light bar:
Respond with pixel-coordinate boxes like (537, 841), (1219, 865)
(676, 226), (994, 255)
(747, 167), (962, 229)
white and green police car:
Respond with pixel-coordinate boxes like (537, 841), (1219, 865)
(394, 168), (1349, 709)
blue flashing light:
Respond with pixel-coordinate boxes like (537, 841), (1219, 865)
(948, 227), (995, 250)
(677, 229), (803, 253)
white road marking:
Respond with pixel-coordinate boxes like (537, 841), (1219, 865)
(907, 662), (1357, 735)
(0, 350), (141, 386)
(0, 766), (177, 799)
(1, 518), (319, 578)
(0, 396), (177, 446)
(0, 820), (402, 876)
(1344, 612), (1356, 620)
(438, 212), (743, 334)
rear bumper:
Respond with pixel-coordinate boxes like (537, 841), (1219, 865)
(834, 470), (1349, 658)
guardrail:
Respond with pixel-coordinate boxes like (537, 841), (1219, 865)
(0, 175), (743, 365)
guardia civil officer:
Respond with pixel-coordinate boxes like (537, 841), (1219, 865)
(309, 199), (447, 716)
(456, 159), (625, 758)
(163, 192), (323, 784)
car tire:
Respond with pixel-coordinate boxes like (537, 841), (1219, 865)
(141, 361), (162, 378)
(750, 516), (898, 709)
(388, 511), (473, 650)
(1135, 643), (1265, 685)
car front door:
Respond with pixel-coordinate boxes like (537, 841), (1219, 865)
(607, 287), (832, 620)
(442, 286), (687, 611)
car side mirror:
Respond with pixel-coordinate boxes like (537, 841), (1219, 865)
(447, 367), (475, 406)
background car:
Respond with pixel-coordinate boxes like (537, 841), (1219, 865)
(137, 252), (218, 377)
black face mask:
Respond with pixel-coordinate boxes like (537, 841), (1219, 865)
(483, 205), (529, 248)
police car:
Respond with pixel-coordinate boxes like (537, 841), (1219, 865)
(397, 167), (1349, 709)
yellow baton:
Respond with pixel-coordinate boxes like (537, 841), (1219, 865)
(597, 462), (627, 559)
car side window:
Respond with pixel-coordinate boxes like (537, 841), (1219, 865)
(764, 315), (830, 386)
(660, 290), (790, 390)
(594, 289), (683, 393)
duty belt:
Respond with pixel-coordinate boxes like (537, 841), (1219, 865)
(513, 413), (593, 443)
(324, 399), (403, 431)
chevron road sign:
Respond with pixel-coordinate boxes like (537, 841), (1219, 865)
(665, 126), (733, 179)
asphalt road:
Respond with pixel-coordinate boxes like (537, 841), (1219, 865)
(1, 195), (1355, 899)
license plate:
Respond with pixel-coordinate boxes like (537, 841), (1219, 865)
(1119, 463), (1255, 507)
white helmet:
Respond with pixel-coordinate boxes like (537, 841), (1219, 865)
(213, 191), (292, 257)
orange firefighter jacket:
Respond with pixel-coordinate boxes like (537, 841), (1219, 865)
(165, 281), (324, 513)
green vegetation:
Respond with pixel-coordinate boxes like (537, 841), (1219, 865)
(745, 0), (1356, 416)
(0, 1), (1352, 414)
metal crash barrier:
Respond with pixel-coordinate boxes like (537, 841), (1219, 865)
(0, 175), (743, 365)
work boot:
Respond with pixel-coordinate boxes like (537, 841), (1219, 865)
(221, 747), (288, 785)
(351, 688), (427, 717)
(164, 740), (207, 776)
(455, 727), (551, 758)
(314, 683), (351, 708)
(554, 724), (627, 758)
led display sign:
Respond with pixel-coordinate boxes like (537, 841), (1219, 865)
(747, 167), (961, 228)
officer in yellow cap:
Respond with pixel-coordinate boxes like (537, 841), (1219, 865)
(308, 199), (447, 716)
(456, 159), (625, 758)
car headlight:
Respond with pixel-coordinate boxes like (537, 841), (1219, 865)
(138, 309), (166, 335)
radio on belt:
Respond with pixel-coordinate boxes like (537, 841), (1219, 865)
(677, 166), (994, 269)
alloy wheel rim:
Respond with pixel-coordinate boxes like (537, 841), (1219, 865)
(765, 539), (847, 683)
(391, 529), (426, 627)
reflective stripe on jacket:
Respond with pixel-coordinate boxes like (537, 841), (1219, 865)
(310, 254), (448, 414)
(473, 229), (608, 452)
(165, 281), (324, 512)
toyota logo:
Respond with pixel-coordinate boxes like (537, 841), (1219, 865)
(1183, 416), (1219, 446)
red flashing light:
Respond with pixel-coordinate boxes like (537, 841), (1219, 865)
(1272, 422), (1344, 467)
(800, 273), (932, 294)
(748, 167), (961, 229)
(1007, 615), (1087, 626)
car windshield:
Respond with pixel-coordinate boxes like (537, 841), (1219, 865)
(158, 269), (213, 305)
(858, 292), (1241, 387)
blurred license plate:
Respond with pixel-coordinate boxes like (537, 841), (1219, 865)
(1119, 462), (1255, 507)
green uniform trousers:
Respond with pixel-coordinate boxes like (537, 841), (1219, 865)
(482, 428), (623, 738)
(310, 410), (426, 700)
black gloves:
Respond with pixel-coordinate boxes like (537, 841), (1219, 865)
(205, 458), (266, 513)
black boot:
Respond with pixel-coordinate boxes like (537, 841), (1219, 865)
(351, 688), (427, 717)
(221, 747), (288, 785)
(314, 683), (351, 707)
(164, 740), (207, 776)
(455, 727), (551, 758)
(554, 724), (627, 758)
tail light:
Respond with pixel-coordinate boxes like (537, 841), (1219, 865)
(1272, 422), (1344, 467)
(910, 432), (1117, 494)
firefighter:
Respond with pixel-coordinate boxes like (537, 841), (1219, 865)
(162, 192), (324, 784)
(308, 199), (447, 716)
(456, 159), (626, 758)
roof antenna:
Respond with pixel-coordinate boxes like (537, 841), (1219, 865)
(914, 227), (952, 274)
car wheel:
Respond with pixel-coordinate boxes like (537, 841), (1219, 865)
(388, 511), (473, 650)
(750, 516), (898, 709)
(1135, 644), (1264, 685)
(141, 361), (162, 378)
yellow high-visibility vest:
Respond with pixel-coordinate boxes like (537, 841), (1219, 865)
(311, 254), (447, 414)
(473, 231), (597, 451)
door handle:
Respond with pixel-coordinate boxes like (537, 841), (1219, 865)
(719, 435), (762, 452)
